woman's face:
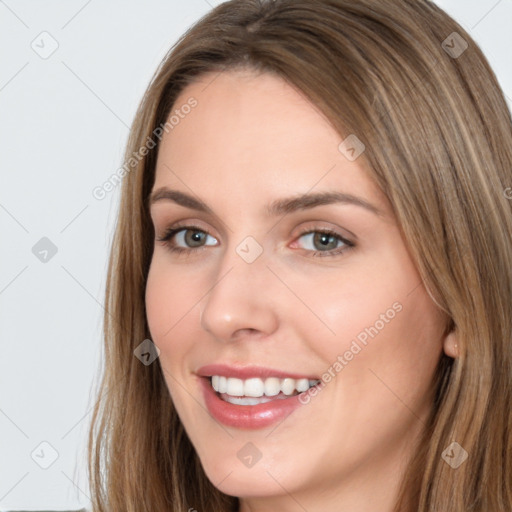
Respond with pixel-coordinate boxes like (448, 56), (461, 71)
(146, 69), (450, 509)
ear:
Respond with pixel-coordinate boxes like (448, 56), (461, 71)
(443, 329), (459, 358)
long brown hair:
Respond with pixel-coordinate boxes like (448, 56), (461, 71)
(87, 1), (512, 510)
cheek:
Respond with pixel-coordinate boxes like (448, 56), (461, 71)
(282, 257), (407, 364)
(322, 281), (445, 420)
(145, 265), (171, 342)
(294, 249), (445, 406)
(145, 257), (201, 341)
(145, 260), (199, 403)
(144, 260), (198, 398)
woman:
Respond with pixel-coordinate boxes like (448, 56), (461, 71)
(87, 1), (512, 511)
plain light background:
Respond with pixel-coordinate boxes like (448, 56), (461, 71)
(0, 0), (510, 510)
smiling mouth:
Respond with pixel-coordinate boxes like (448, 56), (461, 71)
(209, 375), (321, 406)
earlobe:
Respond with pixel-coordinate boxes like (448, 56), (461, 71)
(443, 330), (459, 358)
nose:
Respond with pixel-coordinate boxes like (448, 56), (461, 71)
(199, 242), (279, 342)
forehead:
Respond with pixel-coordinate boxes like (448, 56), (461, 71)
(153, 70), (389, 216)
(162, 69), (338, 153)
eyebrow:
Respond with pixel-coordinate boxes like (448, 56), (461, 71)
(149, 187), (384, 217)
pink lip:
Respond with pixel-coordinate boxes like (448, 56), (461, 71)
(196, 363), (319, 380)
(199, 376), (311, 429)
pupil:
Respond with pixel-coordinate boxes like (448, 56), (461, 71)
(315, 233), (336, 250)
(187, 230), (204, 247)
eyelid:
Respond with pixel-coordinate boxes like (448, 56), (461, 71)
(292, 220), (354, 242)
(155, 218), (216, 238)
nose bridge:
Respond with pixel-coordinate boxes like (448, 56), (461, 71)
(199, 235), (279, 341)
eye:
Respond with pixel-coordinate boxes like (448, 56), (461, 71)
(156, 225), (218, 254)
(292, 228), (354, 257)
(156, 224), (355, 258)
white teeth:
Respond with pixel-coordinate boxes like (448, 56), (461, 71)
(210, 375), (320, 398)
(226, 377), (244, 396)
(224, 395), (277, 405)
(218, 376), (227, 393)
(244, 377), (265, 397)
(222, 394), (289, 406)
(281, 378), (296, 395)
(264, 377), (281, 396)
(296, 378), (310, 392)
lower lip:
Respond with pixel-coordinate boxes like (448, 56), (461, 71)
(200, 377), (311, 429)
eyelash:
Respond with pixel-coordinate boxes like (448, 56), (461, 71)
(155, 224), (355, 258)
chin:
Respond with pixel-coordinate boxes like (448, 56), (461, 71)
(197, 446), (312, 499)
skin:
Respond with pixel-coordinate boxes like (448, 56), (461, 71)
(145, 69), (457, 512)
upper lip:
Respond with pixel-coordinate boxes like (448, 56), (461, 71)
(196, 363), (319, 380)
